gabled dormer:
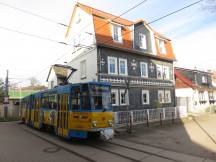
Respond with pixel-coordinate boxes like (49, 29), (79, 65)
(65, 3), (176, 61)
(154, 32), (175, 60)
(133, 20), (153, 54)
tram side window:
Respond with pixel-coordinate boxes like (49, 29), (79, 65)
(81, 84), (90, 110)
(71, 87), (81, 110)
(42, 93), (49, 108)
(91, 85), (111, 110)
(49, 94), (57, 109)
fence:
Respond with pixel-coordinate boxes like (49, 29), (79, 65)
(0, 102), (20, 120)
(114, 107), (187, 128)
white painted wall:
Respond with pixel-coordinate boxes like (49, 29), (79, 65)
(193, 89), (211, 112)
(175, 88), (215, 112)
(47, 69), (57, 89)
(175, 88), (193, 97)
(65, 6), (96, 58)
(67, 48), (98, 83)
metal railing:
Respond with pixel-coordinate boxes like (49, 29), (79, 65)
(114, 107), (185, 128)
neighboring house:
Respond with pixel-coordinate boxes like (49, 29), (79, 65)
(175, 67), (216, 112)
(56, 3), (176, 111)
(0, 89), (39, 119)
(209, 70), (216, 87)
(47, 64), (74, 89)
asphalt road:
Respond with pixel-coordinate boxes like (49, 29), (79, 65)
(0, 122), (88, 162)
(1, 115), (216, 162)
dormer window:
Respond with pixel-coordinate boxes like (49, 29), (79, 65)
(139, 33), (147, 49)
(158, 39), (166, 54)
(202, 76), (208, 83)
(112, 25), (122, 43)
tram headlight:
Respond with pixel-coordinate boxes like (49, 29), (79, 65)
(92, 121), (97, 127)
(108, 120), (113, 127)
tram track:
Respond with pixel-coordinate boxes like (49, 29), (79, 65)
(19, 125), (96, 162)
(106, 140), (182, 162)
(87, 140), (182, 162)
(86, 142), (143, 162)
(18, 124), (136, 162)
(18, 123), (203, 162)
(114, 137), (206, 160)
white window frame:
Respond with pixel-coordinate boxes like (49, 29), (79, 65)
(120, 89), (129, 105)
(163, 66), (170, 80)
(108, 56), (118, 75)
(199, 91), (205, 101)
(80, 60), (86, 79)
(139, 33), (147, 49)
(119, 58), (128, 75)
(202, 76), (207, 83)
(112, 25), (122, 43)
(142, 90), (149, 105)
(157, 65), (163, 79)
(158, 90), (164, 103)
(158, 39), (166, 54)
(140, 62), (148, 78)
(164, 90), (171, 103)
(111, 89), (119, 106)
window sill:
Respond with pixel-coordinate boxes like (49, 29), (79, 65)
(141, 75), (148, 78)
(113, 39), (123, 44)
(119, 73), (128, 76)
(120, 104), (128, 106)
(140, 47), (147, 50)
(81, 76), (87, 80)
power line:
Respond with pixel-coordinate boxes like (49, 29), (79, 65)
(10, 46), (86, 85)
(148, 0), (204, 25)
(6, 0), (176, 84)
(0, 1), (68, 27)
(78, 0), (148, 45)
(100, 0), (204, 45)
(0, 25), (68, 45)
(0, 1), (92, 46)
(7, 0), (203, 85)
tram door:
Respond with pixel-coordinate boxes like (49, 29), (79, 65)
(57, 93), (69, 137)
(26, 98), (31, 125)
(34, 98), (40, 128)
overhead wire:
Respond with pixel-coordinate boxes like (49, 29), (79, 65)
(0, 26), (68, 45)
(8, 0), (204, 86)
(0, 1), (68, 27)
(11, 46), (75, 85)
(8, 0), (147, 85)
(77, 0), (148, 45)
(100, 0), (204, 45)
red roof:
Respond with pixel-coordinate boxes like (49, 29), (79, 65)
(65, 2), (176, 60)
(175, 69), (197, 89)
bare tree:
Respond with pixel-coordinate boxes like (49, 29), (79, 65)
(29, 77), (40, 86)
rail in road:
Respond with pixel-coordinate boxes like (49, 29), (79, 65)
(18, 123), (214, 162)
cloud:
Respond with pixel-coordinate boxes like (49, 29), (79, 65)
(173, 24), (216, 71)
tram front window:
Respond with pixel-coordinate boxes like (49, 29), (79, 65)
(90, 85), (111, 110)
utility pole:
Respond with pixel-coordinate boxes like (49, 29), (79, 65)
(4, 70), (9, 120)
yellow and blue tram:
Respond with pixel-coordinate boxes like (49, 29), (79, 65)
(20, 82), (114, 139)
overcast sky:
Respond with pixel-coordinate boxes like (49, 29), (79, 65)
(0, 0), (215, 87)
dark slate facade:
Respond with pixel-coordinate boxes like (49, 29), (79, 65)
(97, 45), (175, 112)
